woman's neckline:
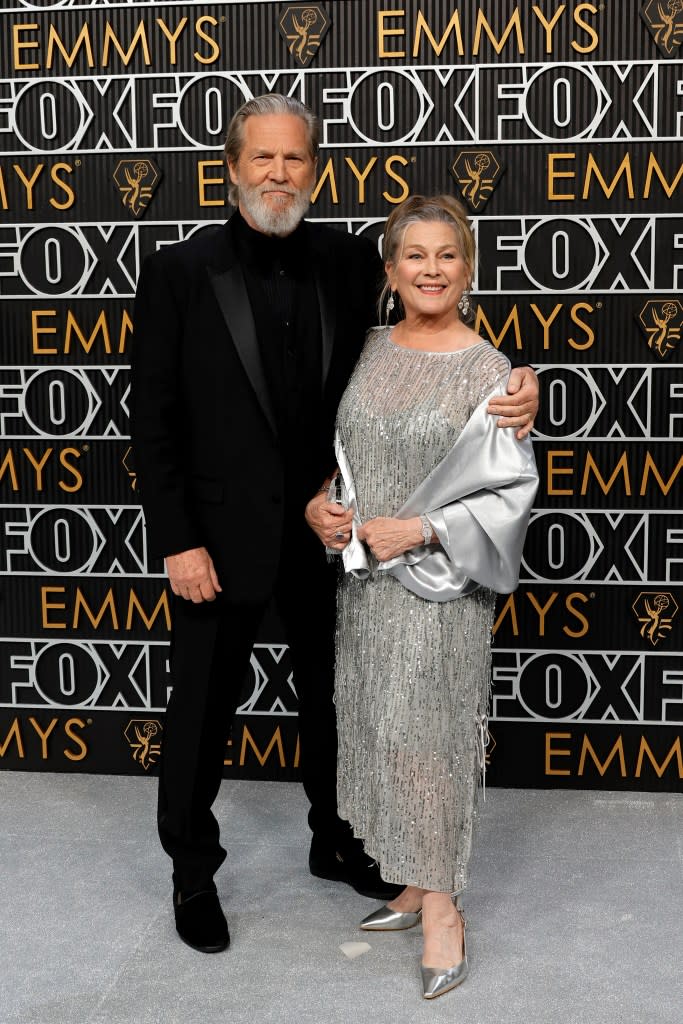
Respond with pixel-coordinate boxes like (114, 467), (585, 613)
(384, 328), (488, 356)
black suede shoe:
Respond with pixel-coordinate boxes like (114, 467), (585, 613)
(309, 834), (403, 900)
(173, 890), (230, 953)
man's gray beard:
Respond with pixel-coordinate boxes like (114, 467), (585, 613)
(238, 183), (310, 237)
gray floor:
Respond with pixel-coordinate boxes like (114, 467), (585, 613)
(1, 774), (680, 1024)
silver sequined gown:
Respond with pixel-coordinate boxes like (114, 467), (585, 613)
(334, 327), (510, 893)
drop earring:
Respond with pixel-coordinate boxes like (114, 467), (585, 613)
(385, 291), (395, 324)
(458, 289), (471, 318)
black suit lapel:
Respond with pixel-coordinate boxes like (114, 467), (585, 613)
(309, 227), (336, 390)
(208, 225), (278, 437)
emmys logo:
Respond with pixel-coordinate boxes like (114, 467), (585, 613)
(124, 719), (162, 770)
(121, 446), (137, 491)
(641, 0), (683, 55)
(484, 728), (496, 768)
(637, 299), (683, 358)
(632, 592), (679, 646)
(112, 158), (161, 218)
(450, 151), (504, 211)
(279, 5), (330, 66)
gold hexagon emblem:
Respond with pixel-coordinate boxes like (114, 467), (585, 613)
(450, 150), (504, 212)
(637, 299), (683, 358)
(632, 591), (679, 646)
(279, 5), (331, 66)
(640, 0), (683, 57)
(124, 718), (163, 770)
(112, 158), (162, 218)
(121, 445), (137, 490)
(484, 727), (497, 768)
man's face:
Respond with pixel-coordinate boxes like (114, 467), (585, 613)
(228, 113), (317, 236)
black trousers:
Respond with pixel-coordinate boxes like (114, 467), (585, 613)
(157, 547), (346, 892)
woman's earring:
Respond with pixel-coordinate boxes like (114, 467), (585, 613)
(458, 289), (471, 318)
(385, 291), (395, 323)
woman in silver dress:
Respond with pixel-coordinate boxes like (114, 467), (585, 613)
(309, 196), (538, 999)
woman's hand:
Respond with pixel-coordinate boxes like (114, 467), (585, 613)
(357, 516), (426, 562)
(305, 490), (355, 550)
(488, 365), (540, 439)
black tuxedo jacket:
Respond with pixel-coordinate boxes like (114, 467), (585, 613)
(130, 216), (382, 603)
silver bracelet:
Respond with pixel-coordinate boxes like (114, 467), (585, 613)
(419, 514), (432, 545)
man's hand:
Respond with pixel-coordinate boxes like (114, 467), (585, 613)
(166, 547), (222, 603)
(305, 491), (354, 550)
(488, 365), (539, 440)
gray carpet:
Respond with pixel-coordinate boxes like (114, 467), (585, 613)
(1, 772), (680, 1024)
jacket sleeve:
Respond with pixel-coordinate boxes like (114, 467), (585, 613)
(130, 252), (203, 559)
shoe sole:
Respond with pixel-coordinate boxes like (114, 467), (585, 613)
(309, 862), (402, 901)
(360, 926), (418, 932)
(176, 932), (230, 954)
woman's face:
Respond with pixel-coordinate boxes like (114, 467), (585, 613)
(387, 220), (471, 322)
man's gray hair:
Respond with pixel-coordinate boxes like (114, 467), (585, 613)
(224, 93), (319, 207)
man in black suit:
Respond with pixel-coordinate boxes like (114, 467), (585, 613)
(131, 94), (539, 953)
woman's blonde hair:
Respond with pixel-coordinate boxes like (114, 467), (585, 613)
(380, 194), (475, 321)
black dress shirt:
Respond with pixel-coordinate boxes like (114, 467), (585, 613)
(232, 210), (323, 516)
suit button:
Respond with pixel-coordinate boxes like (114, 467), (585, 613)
(271, 494), (282, 505)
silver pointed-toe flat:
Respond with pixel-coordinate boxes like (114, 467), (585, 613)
(359, 904), (422, 931)
(420, 907), (468, 999)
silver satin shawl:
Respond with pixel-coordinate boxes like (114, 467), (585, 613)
(336, 381), (539, 601)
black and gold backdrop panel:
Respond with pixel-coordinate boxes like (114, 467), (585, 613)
(0, 0), (681, 791)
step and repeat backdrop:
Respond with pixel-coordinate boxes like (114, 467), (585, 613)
(0, 0), (681, 790)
